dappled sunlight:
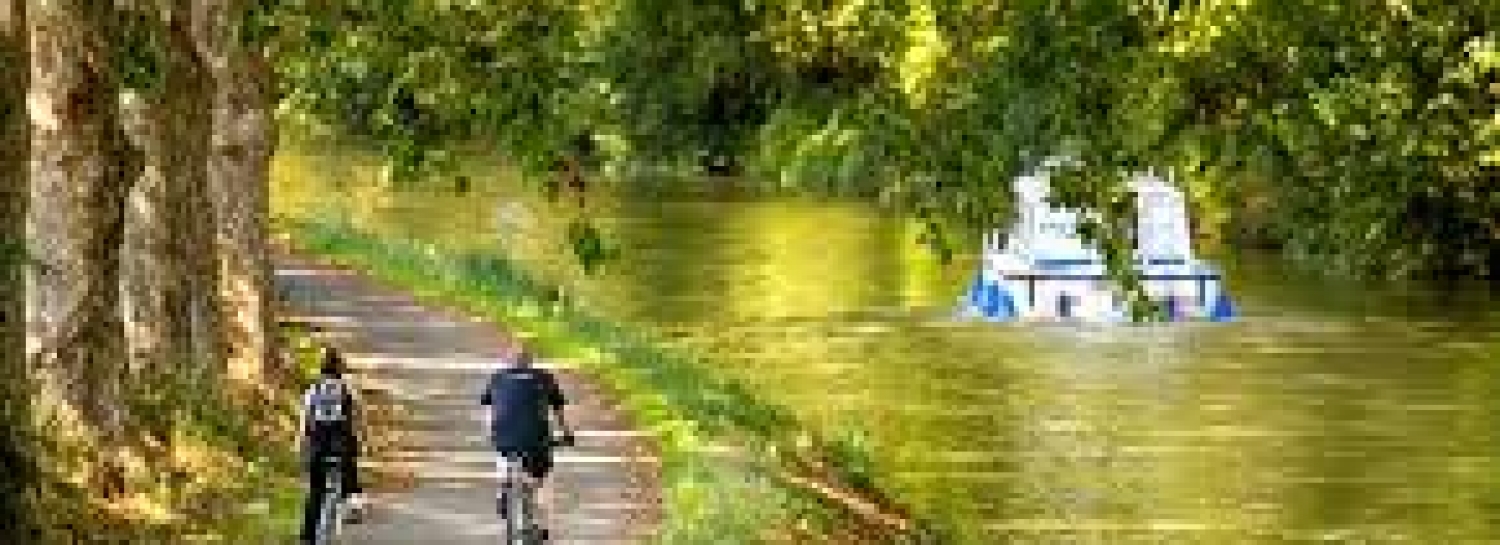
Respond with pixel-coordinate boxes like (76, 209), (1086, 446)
(272, 250), (660, 543)
(895, 1), (947, 108)
(22, 365), (307, 543)
(103, 492), (182, 527)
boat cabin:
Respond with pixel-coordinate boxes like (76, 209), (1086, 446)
(963, 161), (1235, 322)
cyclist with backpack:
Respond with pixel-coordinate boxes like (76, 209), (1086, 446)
(299, 346), (364, 544)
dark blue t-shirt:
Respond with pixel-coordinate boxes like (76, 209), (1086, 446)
(480, 367), (566, 450)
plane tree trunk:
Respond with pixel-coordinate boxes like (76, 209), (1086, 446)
(117, 0), (219, 442)
(193, 0), (278, 390)
(25, 0), (138, 495)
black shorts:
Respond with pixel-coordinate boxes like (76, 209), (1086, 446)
(497, 448), (553, 481)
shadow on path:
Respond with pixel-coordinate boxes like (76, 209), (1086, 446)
(275, 253), (661, 544)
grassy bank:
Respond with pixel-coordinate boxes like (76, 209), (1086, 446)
(280, 215), (953, 544)
(8, 327), (341, 543)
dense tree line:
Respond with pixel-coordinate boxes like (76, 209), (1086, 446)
(2, 0), (279, 538)
(270, 0), (1498, 280)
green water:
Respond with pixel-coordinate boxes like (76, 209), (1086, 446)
(275, 147), (1500, 543)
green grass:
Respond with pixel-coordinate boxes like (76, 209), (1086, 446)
(282, 215), (952, 544)
(13, 328), (323, 544)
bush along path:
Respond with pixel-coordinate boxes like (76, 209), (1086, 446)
(274, 249), (662, 544)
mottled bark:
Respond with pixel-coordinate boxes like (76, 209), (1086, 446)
(118, 1), (219, 388)
(193, 0), (277, 387)
(25, 0), (136, 463)
(1, 0), (38, 533)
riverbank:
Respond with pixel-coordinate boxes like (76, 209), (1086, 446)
(6, 324), (353, 543)
(279, 215), (951, 543)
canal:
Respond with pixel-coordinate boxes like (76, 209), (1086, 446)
(275, 146), (1500, 543)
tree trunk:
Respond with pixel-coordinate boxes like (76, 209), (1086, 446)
(1, 0), (27, 377)
(193, 0), (278, 389)
(1, 0), (37, 533)
(25, 0), (136, 491)
(118, 1), (218, 397)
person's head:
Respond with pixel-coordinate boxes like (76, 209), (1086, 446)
(320, 347), (345, 377)
(512, 348), (534, 369)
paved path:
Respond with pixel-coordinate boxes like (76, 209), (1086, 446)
(275, 252), (660, 544)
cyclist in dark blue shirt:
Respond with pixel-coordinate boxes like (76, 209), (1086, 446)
(480, 348), (573, 515)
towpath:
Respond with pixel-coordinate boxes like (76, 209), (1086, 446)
(274, 250), (660, 544)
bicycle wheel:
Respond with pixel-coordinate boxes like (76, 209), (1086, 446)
(316, 460), (343, 545)
(519, 483), (549, 544)
(319, 494), (338, 544)
(508, 482), (531, 545)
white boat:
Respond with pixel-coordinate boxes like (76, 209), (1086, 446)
(961, 159), (1236, 322)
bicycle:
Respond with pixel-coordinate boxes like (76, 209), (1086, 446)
(312, 456), (346, 545)
(496, 438), (570, 545)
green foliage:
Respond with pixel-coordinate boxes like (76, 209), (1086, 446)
(266, 0), (1500, 280)
(115, 10), (168, 92)
(565, 219), (619, 275)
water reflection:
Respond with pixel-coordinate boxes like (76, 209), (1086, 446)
(274, 147), (1500, 543)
